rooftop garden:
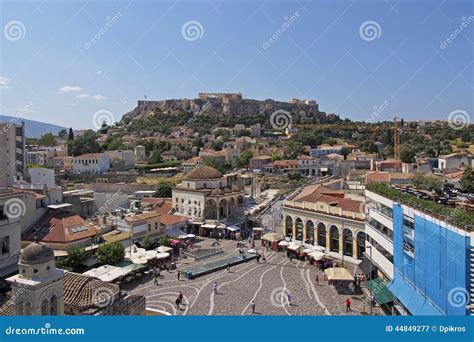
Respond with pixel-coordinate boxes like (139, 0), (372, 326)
(366, 183), (474, 231)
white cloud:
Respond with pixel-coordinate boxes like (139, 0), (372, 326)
(75, 94), (107, 101)
(75, 94), (90, 99)
(96, 70), (102, 75)
(91, 94), (107, 100)
(0, 77), (10, 89)
(60, 85), (82, 93)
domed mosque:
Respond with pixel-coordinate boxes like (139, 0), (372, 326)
(3, 240), (145, 316)
(172, 166), (245, 228)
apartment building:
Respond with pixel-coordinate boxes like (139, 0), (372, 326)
(0, 122), (26, 187)
(364, 184), (473, 316)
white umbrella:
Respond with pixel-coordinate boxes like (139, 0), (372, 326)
(156, 252), (170, 259)
(278, 240), (289, 247)
(178, 234), (187, 239)
(309, 251), (325, 261)
(186, 234), (196, 239)
(313, 245), (325, 251)
(131, 256), (148, 264)
(303, 248), (314, 254)
(156, 246), (173, 253)
(144, 250), (158, 260)
(247, 249), (257, 254)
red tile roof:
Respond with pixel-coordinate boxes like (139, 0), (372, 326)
(24, 213), (100, 243)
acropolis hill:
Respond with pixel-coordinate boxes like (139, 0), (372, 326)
(121, 93), (340, 124)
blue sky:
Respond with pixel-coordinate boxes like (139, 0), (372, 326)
(0, 0), (472, 129)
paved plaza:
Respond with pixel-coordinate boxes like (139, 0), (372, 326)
(125, 238), (382, 316)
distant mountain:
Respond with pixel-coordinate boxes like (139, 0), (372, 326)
(0, 115), (67, 138)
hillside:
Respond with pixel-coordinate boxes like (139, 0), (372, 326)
(120, 93), (341, 134)
(0, 115), (67, 138)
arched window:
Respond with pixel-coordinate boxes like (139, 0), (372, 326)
(295, 218), (303, 241)
(329, 225), (339, 253)
(317, 223), (326, 247)
(41, 298), (50, 315)
(285, 216), (293, 237)
(306, 220), (314, 245)
(343, 228), (353, 257)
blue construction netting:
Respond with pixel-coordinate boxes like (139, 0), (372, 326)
(389, 204), (469, 315)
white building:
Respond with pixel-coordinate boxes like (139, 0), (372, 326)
(28, 168), (55, 188)
(438, 152), (471, 172)
(73, 153), (111, 174)
(364, 189), (395, 280)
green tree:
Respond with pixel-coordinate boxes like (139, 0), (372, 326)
(400, 144), (416, 163)
(212, 140), (224, 151)
(237, 129), (251, 137)
(203, 157), (228, 173)
(68, 127), (74, 141)
(37, 132), (56, 146)
(68, 130), (102, 156)
(154, 182), (173, 198)
(150, 150), (162, 164)
(287, 170), (302, 181)
(236, 150), (253, 168)
(159, 235), (172, 247)
(143, 235), (158, 250)
(283, 141), (304, 160)
(56, 246), (89, 272)
(58, 129), (67, 139)
(95, 242), (125, 265)
(460, 168), (474, 193)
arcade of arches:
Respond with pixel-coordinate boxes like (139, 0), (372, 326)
(284, 215), (366, 260)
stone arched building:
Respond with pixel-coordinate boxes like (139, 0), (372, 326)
(281, 184), (366, 262)
(172, 166), (245, 222)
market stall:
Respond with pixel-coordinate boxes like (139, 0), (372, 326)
(324, 267), (355, 293)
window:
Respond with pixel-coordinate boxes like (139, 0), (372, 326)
(0, 206), (7, 220)
(1, 236), (9, 255)
(148, 224), (151, 231)
(155, 222), (158, 230)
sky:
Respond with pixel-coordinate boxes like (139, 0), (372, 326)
(0, 0), (472, 129)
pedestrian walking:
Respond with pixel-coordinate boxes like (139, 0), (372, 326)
(287, 292), (292, 306)
(175, 297), (181, 310)
(251, 300), (256, 314)
(178, 291), (184, 305)
(213, 281), (218, 294)
(177, 271), (181, 281)
(346, 298), (351, 312)
(227, 262), (231, 272)
(315, 274), (319, 286)
(289, 254), (293, 263)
